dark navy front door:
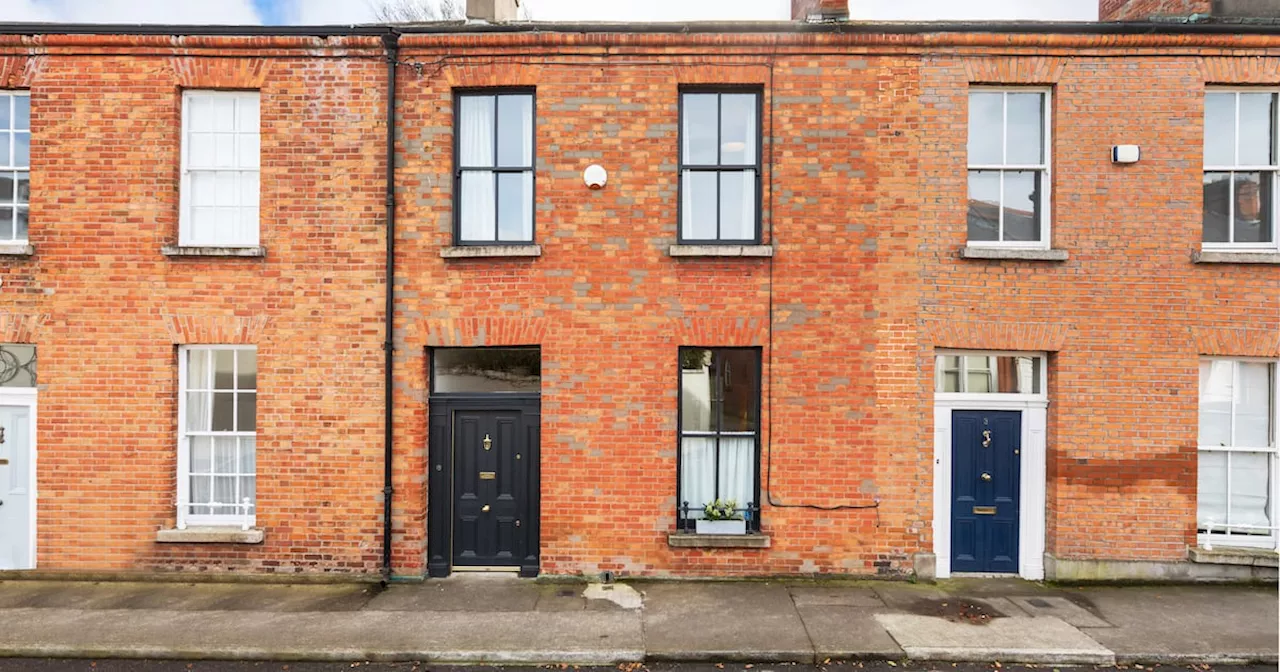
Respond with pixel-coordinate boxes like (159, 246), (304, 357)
(951, 410), (1021, 573)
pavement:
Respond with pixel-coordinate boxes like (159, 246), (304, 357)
(0, 575), (1273, 666)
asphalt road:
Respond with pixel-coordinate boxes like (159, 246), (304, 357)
(0, 662), (1272, 672)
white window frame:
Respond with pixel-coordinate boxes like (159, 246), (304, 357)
(1197, 357), (1279, 551)
(966, 87), (1052, 250)
(179, 90), (260, 248)
(1202, 88), (1280, 253)
(176, 345), (257, 529)
(0, 91), (30, 245)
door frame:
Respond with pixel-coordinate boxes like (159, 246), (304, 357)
(427, 395), (540, 578)
(0, 388), (37, 570)
(933, 394), (1047, 580)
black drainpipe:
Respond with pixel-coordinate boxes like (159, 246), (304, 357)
(380, 29), (400, 583)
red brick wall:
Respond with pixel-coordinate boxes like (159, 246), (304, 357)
(0, 37), (391, 574)
(1101, 0), (1212, 20)
(4, 30), (1278, 578)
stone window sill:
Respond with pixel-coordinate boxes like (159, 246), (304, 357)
(668, 245), (774, 258)
(0, 244), (34, 257)
(162, 246), (266, 258)
(667, 533), (771, 549)
(156, 526), (265, 544)
(1190, 545), (1278, 568)
(1192, 250), (1280, 265)
(959, 246), (1068, 261)
(441, 245), (541, 259)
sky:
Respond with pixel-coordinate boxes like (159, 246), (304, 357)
(0, 0), (1098, 24)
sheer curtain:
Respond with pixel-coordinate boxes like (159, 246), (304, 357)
(460, 96), (495, 241)
(680, 436), (755, 518)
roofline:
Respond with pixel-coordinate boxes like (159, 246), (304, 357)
(0, 19), (1275, 37)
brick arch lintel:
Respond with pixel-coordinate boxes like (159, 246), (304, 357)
(412, 317), (550, 348)
(0, 313), (47, 344)
(668, 316), (769, 347)
(1192, 326), (1280, 358)
(0, 56), (44, 88)
(964, 56), (1067, 85)
(1198, 57), (1280, 85)
(171, 57), (271, 89)
(163, 314), (268, 345)
(924, 318), (1071, 353)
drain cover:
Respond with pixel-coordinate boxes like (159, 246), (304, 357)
(1028, 598), (1053, 608)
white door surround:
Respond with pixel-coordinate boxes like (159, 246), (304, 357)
(0, 389), (36, 570)
(933, 393), (1047, 580)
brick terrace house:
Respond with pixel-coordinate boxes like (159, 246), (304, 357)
(0, 0), (1276, 582)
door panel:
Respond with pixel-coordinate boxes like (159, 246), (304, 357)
(951, 409), (1020, 573)
(0, 405), (32, 570)
(452, 409), (531, 567)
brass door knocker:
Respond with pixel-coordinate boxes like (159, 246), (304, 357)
(482, 434), (492, 451)
(982, 429), (992, 448)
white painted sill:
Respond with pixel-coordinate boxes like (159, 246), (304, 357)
(960, 246), (1068, 261)
(162, 246), (266, 258)
(668, 244), (774, 258)
(155, 526), (265, 544)
(441, 245), (541, 259)
(1192, 250), (1280, 265)
(0, 244), (34, 257)
(667, 533), (771, 549)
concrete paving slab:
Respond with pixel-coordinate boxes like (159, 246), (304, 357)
(0, 607), (644, 664)
(797, 606), (904, 660)
(1007, 596), (1110, 628)
(367, 574), (541, 612)
(875, 613), (1114, 665)
(642, 582), (813, 662)
(0, 581), (374, 612)
(868, 583), (947, 610)
(1068, 585), (1279, 664)
(789, 585), (885, 608)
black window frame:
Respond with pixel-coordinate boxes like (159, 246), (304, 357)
(452, 88), (537, 246)
(428, 346), (542, 398)
(675, 346), (763, 532)
(677, 87), (764, 245)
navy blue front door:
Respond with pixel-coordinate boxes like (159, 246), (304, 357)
(951, 410), (1021, 573)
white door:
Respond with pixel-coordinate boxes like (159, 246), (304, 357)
(0, 404), (33, 569)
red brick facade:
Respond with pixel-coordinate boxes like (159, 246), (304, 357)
(0, 26), (1276, 579)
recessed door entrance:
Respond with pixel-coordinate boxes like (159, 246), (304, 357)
(950, 409), (1021, 573)
(427, 347), (540, 578)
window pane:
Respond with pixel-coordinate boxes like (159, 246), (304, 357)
(459, 95), (496, 167)
(212, 97), (235, 132)
(681, 170), (717, 240)
(0, 207), (11, 240)
(189, 134), (214, 168)
(0, 97), (9, 129)
(1232, 172), (1272, 244)
(1204, 93), (1235, 167)
(186, 392), (210, 431)
(16, 207), (27, 241)
(0, 172), (11, 201)
(459, 171), (496, 242)
(236, 94), (258, 133)
(213, 476), (236, 513)
(1231, 452), (1272, 530)
(432, 347), (540, 393)
(719, 93), (756, 165)
(680, 435), (715, 516)
(496, 171), (533, 242)
(211, 392), (235, 431)
(0, 344), (35, 387)
(12, 96), (28, 131)
(236, 393), (256, 432)
(680, 349), (713, 433)
(967, 92), (1003, 165)
(187, 96), (213, 132)
(1237, 92), (1274, 166)
(236, 349), (256, 390)
(1005, 93), (1043, 165)
(213, 436), (236, 473)
(190, 475), (211, 513)
(719, 349), (759, 432)
(942, 371), (960, 393)
(16, 172), (27, 203)
(240, 476), (256, 510)
(240, 437), (256, 473)
(237, 134), (260, 170)
(1236, 363), (1273, 447)
(187, 349), (209, 390)
(213, 350), (235, 389)
(1202, 172), (1232, 242)
(0, 135), (8, 167)
(190, 436), (212, 473)
(1002, 171), (1041, 242)
(719, 170), (755, 241)
(1199, 360), (1233, 447)
(13, 133), (28, 168)
(682, 93), (718, 165)
(1197, 450), (1228, 529)
(718, 435), (756, 509)
(496, 94), (532, 168)
(966, 371), (991, 393)
(936, 355), (1042, 394)
(967, 170), (999, 241)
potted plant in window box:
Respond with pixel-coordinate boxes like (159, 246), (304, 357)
(695, 499), (747, 535)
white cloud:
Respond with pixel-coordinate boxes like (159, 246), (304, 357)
(526, 0), (789, 21)
(284, 0), (378, 24)
(0, 0), (263, 23)
(846, 0), (1097, 21)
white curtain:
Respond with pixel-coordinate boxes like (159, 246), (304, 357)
(680, 436), (755, 518)
(1199, 451), (1273, 531)
(460, 96), (495, 241)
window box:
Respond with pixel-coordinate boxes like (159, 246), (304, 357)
(695, 519), (746, 535)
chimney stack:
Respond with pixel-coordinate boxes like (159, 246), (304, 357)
(466, 0), (521, 22)
(791, 0), (849, 21)
(1099, 0), (1210, 20)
